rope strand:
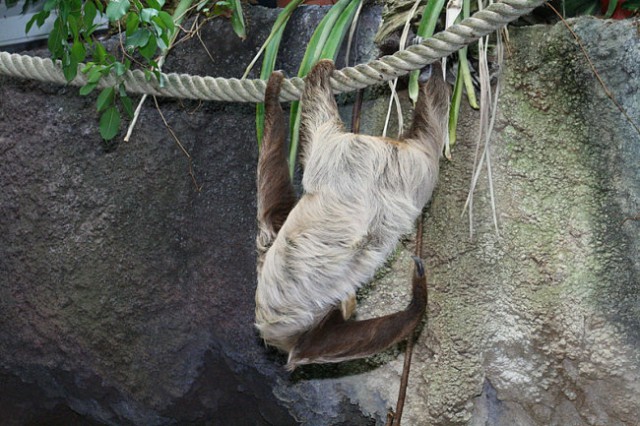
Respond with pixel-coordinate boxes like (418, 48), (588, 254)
(0, 0), (544, 102)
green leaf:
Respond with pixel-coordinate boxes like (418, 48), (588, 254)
(296, 0), (351, 77)
(171, 0), (194, 30)
(408, 0), (446, 104)
(253, 0), (305, 146)
(157, 11), (175, 31)
(319, 0), (360, 58)
(458, 46), (478, 109)
(287, 0), (360, 176)
(69, 0), (82, 17)
(79, 82), (98, 95)
(229, 0), (246, 40)
(157, 34), (168, 51)
(106, 0), (130, 21)
(96, 87), (116, 112)
(604, 0), (619, 17)
(63, 59), (78, 81)
(100, 107), (121, 140)
(36, 10), (49, 27)
(126, 28), (150, 49)
(43, 0), (57, 12)
(47, 18), (65, 58)
(81, 62), (95, 73)
(67, 14), (79, 40)
(140, 8), (159, 24)
(59, 0), (70, 19)
(139, 33), (158, 60)
(25, 12), (45, 33)
(87, 66), (103, 83)
(71, 40), (86, 63)
(113, 61), (126, 77)
(125, 12), (139, 36)
(120, 95), (134, 118)
(94, 41), (107, 63)
(448, 62), (464, 150)
(153, 11), (175, 37)
(84, 1), (97, 30)
(147, 0), (165, 9)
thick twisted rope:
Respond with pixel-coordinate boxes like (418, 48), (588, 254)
(0, 0), (544, 102)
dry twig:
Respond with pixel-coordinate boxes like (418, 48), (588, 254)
(152, 95), (202, 191)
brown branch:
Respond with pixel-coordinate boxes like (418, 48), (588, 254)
(351, 89), (364, 133)
(387, 216), (425, 426)
(152, 95), (202, 192)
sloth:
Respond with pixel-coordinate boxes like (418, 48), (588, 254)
(255, 59), (450, 370)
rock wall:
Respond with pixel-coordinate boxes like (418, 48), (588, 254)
(0, 6), (638, 426)
(0, 5), (380, 425)
(273, 17), (640, 426)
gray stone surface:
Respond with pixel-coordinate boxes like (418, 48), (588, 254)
(0, 4), (380, 425)
(275, 17), (639, 426)
(0, 7), (638, 426)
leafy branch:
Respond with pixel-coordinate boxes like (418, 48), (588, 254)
(25, 0), (245, 141)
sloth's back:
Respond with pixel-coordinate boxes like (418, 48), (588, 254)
(255, 132), (435, 351)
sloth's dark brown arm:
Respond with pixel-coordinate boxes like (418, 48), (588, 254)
(257, 72), (297, 238)
(287, 257), (427, 370)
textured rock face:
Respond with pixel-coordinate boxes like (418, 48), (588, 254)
(272, 17), (640, 426)
(0, 9), (638, 426)
(0, 5), (380, 425)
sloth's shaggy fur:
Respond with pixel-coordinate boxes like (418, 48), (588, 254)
(255, 60), (450, 369)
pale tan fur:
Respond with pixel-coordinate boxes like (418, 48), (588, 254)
(255, 60), (450, 368)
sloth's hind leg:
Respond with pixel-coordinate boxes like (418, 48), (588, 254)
(257, 72), (297, 259)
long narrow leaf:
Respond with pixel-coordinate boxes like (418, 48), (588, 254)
(296, 0), (352, 77)
(383, 0), (423, 138)
(254, 0), (306, 146)
(604, 0), (619, 18)
(288, 0), (362, 176)
(448, 61), (464, 154)
(458, 46), (478, 109)
(229, 0), (246, 40)
(459, 0), (477, 108)
(408, 0), (446, 104)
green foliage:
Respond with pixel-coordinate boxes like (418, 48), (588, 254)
(196, 0), (246, 39)
(24, 0), (245, 141)
(253, 0), (361, 175)
(622, 0), (640, 11)
(25, 0), (171, 140)
(286, 0), (361, 176)
(252, 0), (306, 147)
(2, 0), (41, 13)
(448, 57), (463, 148)
(408, 0), (446, 104)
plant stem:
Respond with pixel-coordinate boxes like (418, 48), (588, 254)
(124, 0), (194, 142)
